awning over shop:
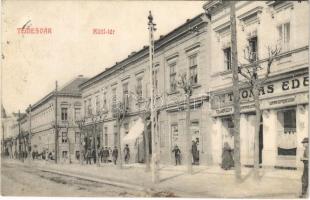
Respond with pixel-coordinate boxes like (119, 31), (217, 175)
(122, 117), (144, 144)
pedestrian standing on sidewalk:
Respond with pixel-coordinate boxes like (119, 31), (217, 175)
(92, 149), (96, 164)
(221, 142), (234, 170)
(103, 147), (109, 163)
(99, 147), (103, 163)
(86, 149), (91, 165)
(300, 137), (308, 198)
(32, 151), (35, 160)
(108, 147), (112, 162)
(192, 140), (198, 165)
(172, 145), (181, 166)
(112, 146), (118, 165)
(124, 144), (130, 164)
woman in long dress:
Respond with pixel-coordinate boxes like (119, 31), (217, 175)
(221, 142), (234, 170)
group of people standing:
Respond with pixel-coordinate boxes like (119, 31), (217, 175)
(84, 144), (131, 165)
(99, 147), (111, 163)
(172, 139), (200, 166)
(171, 139), (233, 169)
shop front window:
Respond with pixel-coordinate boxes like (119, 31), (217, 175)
(277, 109), (296, 156)
(191, 121), (200, 144)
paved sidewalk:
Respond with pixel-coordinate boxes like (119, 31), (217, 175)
(3, 158), (303, 198)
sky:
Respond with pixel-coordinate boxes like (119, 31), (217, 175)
(1, 0), (205, 114)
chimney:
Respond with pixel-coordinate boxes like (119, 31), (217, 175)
(78, 75), (83, 78)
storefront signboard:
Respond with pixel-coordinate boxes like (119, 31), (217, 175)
(211, 74), (309, 117)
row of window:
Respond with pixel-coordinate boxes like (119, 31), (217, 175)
(60, 108), (297, 159)
(222, 22), (290, 71)
(60, 121), (132, 152)
(169, 54), (198, 92)
(84, 53), (199, 116)
(60, 107), (81, 121)
(31, 107), (54, 127)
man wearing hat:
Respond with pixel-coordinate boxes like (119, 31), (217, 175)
(300, 137), (308, 198)
(172, 145), (181, 166)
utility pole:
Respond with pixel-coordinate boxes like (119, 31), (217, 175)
(76, 119), (85, 165)
(143, 112), (150, 172)
(117, 111), (123, 169)
(54, 81), (58, 164)
(2, 122), (4, 157)
(148, 11), (159, 184)
(18, 110), (24, 162)
(18, 110), (20, 160)
(28, 104), (32, 159)
(185, 93), (192, 174)
(230, 1), (241, 181)
(93, 117), (99, 166)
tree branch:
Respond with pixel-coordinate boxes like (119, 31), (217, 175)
(238, 67), (252, 83)
(261, 45), (281, 84)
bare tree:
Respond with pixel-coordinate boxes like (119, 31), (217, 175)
(135, 85), (151, 172)
(177, 72), (193, 174)
(142, 110), (151, 172)
(114, 101), (128, 169)
(238, 45), (281, 180)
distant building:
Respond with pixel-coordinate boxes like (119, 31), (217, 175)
(1, 111), (18, 158)
(29, 75), (88, 163)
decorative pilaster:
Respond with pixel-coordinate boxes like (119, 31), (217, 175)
(262, 109), (277, 167)
(211, 117), (222, 165)
(240, 114), (247, 165)
(296, 105), (308, 169)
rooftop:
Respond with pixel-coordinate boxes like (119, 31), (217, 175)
(29, 75), (88, 112)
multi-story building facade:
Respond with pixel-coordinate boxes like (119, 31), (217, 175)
(204, 0), (309, 169)
(79, 13), (213, 165)
(19, 112), (30, 156)
(29, 75), (88, 163)
(2, 113), (19, 158)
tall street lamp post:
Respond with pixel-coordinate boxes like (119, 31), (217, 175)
(148, 11), (160, 184)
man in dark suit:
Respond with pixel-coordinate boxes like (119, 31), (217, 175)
(112, 146), (118, 165)
(172, 145), (181, 166)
